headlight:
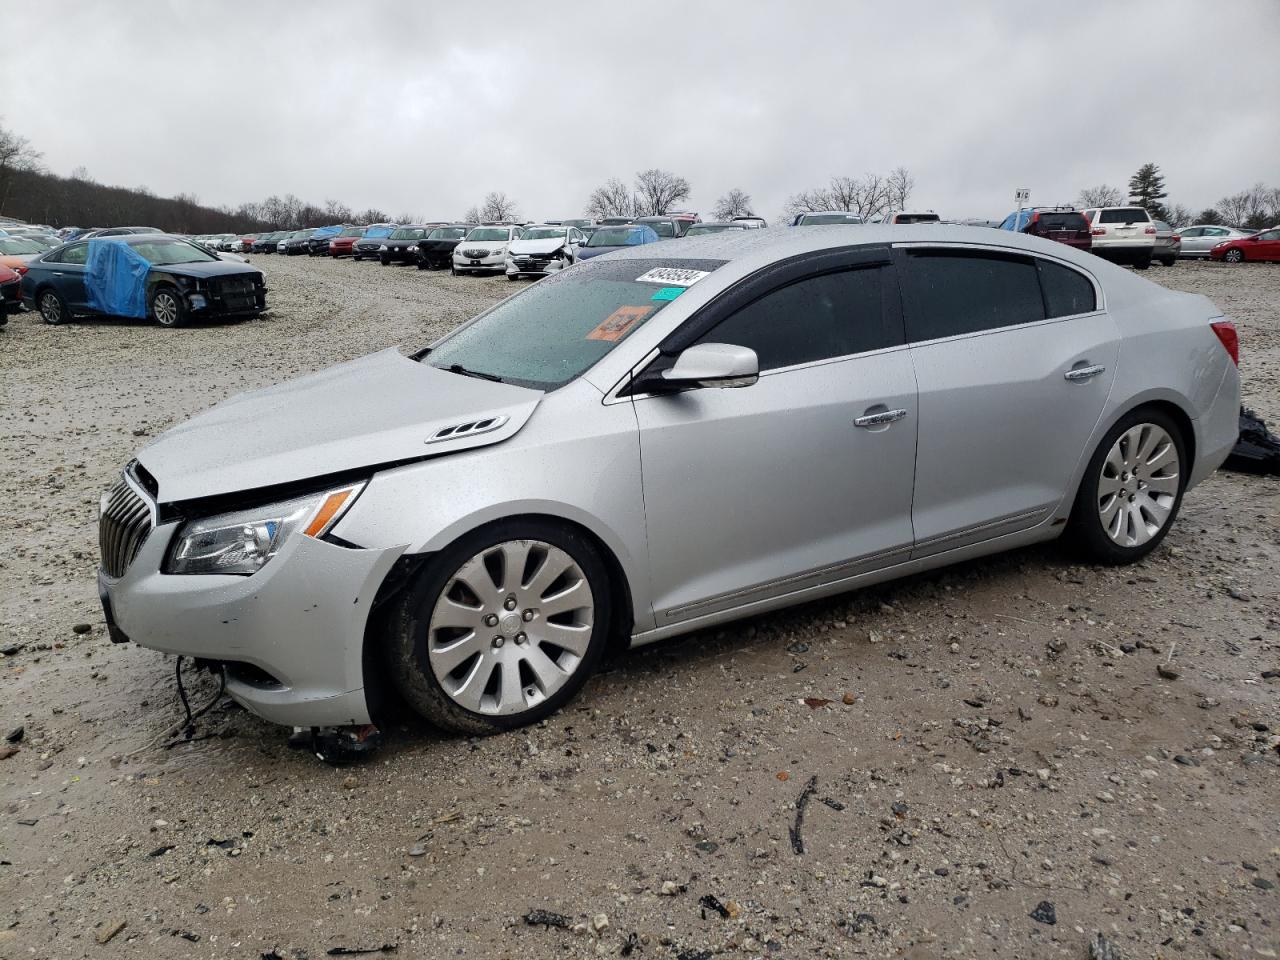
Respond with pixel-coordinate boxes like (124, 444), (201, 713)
(164, 481), (365, 576)
(493, 246), (506, 255)
(379, 244), (389, 251)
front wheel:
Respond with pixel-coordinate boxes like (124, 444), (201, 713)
(150, 286), (185, 327)
(1066, 409), (1186, 564)
(38, 288), (70, 325)
(386, 521), (612, 735)
(1223, 249), (1244, 264)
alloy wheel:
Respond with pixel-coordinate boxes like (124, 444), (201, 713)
(153, 291), (180, 325)
(39, 292), (62, 323)
(1096, 423), (1180, 547)
(1224, 249), (1244, 263)
(426, 539), (594, 716)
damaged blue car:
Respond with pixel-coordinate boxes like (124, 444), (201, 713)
(22, 234), (267, 327)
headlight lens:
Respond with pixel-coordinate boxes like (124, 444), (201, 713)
(379, 244), (389, 251)
(165, 481), (364, 576)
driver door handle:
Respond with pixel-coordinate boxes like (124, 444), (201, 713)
(1065, 364), (1106, 382)
(854, 408), (908, 428)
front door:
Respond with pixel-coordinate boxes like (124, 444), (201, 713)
(633, 255), (918, 626)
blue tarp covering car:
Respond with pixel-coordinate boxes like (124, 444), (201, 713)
(999, 210), (1034, 231)
(85, 238), (151, 319)
(311, 225), (344, 239)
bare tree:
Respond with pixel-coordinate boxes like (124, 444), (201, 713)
(783, 186), (837, 219)
(0, 121), (41, 214)
(586, 177), (634, 219)
(356, 208), (390, 225)
(393, 213), (423, 225)
(713, 188), (754, 220)
(633, 168), (691, 216)
(1077, 184), (1126, 208)
(463, 206), (481, 224)
(1217, 182), (1272, 228)
(1164, 203), (1193, 229)
(830, 174), (892, 219)
(324, 198), (354, 223)
(886, 167), (914, 211)
(478, 191), (519, 222)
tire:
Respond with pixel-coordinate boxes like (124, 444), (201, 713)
(1132, 255), (1151, 270)
(1066, 408), (1187, 565)
(1223, 249), (1244, 264)
(38, 287), (70, 325)
(506, 273), (518, 281)
(450, 264), (460, 276)
(150, 285), (185, 328)
(1159, 257), (1176, 267)
(379, 255), (389, 265)
(353, 254), (363, 262)
(416, 260), (427, 270)
(385, 519), (613, 735)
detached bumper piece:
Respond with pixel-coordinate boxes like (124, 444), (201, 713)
(1224, 406), (1280, 475)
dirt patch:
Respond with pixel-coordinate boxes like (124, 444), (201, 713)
(1, 257), (1278, 958)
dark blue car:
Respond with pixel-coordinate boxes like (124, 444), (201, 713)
(575, 224), (661, 260)
(22, 234), (266, 328)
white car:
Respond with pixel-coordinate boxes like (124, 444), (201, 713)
(1081, 206), (1156, 269)
(453, 225), (523, 275)
(505, 225), (585, 280)
(881, 211), (942, 224)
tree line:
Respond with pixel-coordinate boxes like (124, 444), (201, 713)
(1077, 162), (1280, 230)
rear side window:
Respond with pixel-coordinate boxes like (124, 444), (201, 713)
(1037, 261), (1096, 317)
(697, 267), (891, 371)
(47, 243), (89, 265)
(1098, 208), (1150, 224)
(903, 251), (1044, 341)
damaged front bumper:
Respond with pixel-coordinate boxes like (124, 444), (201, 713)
(100, 520), (404, 727)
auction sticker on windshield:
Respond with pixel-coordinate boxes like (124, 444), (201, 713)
(633, 267), (710, 287)
(587, 304), (653, 342)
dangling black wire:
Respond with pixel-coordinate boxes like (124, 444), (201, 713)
(174, 655), (227, 741)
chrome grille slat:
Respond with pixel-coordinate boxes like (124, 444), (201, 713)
(98, 474), (154, 578)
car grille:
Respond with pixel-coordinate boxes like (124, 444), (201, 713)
(213, 276), (259, 311)
(99, 475), (154, 578)
(460, 248), (490, 259)
(513, 255), (553, 269)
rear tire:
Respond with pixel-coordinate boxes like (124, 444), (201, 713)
(1066, 408), (1187, 565)
(38, 288), (70, 325)
(385, 519), (613, 735)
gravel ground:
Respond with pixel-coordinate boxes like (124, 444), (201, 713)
(1, 256), (1277, 960)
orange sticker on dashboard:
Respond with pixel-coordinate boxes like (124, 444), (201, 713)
(586, 305), (652, 342)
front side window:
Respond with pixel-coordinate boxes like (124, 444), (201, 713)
(425, 258), (725, 390)
(904, 250), (1044, 341)
(696, 267), (892, 371)
(130, 239), (219, 265)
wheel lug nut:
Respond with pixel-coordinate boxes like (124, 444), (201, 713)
(504, 596), (517, 610)
(522, 610), (534, 622)
(492, 636), (505, 648)
(484, 614), (499, 627)
(515, 632), (527, 644)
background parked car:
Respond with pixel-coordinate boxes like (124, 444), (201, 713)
(1081, 206), (1156, 268)
(1209, 226), (1280, 263)
(452, 225), (524, 275)
(282, 229), (318, 256)
(792, 211), (865, 226)
(0, 263), (21, 323)
(1151, 221), (1180, 267)
(0, 236), (44, 274)
(306, 226), (346, 256)
(252, 232), (285, 254)
(685, 221), (751, 236)
(353, 224), (397, 261)
(414, 224), (474, 270)
(380, 225), (436, 265)
(731, 216), (768, 229)
(575, 223), (661, 259)
(22, 234), (266, 327)
(881, 210), (941, 224)
(999, 208), (1093, 252)
(1178, 225), (1252, 258)
(635, 214), (700, 237)
(505, 224), (585, 280)
(328, 225), (367, 258)
(80, 226), (164, 238)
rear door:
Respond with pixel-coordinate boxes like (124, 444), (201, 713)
(45, 242), (92, 310)
(634, 247), (918, 624)
(898, 246), (1117, 556)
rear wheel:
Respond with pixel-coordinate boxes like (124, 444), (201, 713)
(1159, 256), (1176, 267)
(38, 288), (69, 325)
(1132, 255), (1151, 270)
(150, 285), (185, 327)
(386, 520), (612, 735)
(1067, 408), (1186, 564)
(1223, 249), (1244, 264)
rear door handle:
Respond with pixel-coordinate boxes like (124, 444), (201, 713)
(854, 408), (908, 428)
(1064, 364), (1106, 382)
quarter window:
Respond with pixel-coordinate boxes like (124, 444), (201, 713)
(1037, 260), (1097, 318)
(903, 251), (1044, 341)
(696, 267), (891, 371)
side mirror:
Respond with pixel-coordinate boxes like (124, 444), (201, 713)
(635, 343), (759, 394)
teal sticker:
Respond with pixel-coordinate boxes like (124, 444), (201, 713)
(651, 287), (684, 301)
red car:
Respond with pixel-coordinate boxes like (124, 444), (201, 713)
(328, 225), (367, 258)
(0, 263), (21, 324)
(1209, 227), (1280, 263)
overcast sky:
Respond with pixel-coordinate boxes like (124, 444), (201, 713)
(5, 1), (1277, 223)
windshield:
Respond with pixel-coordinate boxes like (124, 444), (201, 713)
(467, 228), (511, 242)
(685, 224), (743, 236)
(390, 228), (427, 240)
(424, 258), (725, 390)
(428, 227), (468, 240)
(799, 212), (860, 225)
(0, 237), (42, 254)
(339, 227), (364, 237)
(894, 213), (940, 224)
(365, 226), (394, 238)
(563, 219), (592, 228)
(642, 221), (677, 237)
(521, 228), (567, 240)
(587, 227), (645, 247)
(130, 239), (220, 265)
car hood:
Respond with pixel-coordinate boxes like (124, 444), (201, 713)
(154, 260), (262, 280)
(418, 238), (464, 250)
(577, 245), (628, 259)
(510, 238), (568, 255)
(137, 348), (543, 503)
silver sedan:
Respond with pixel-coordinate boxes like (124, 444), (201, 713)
(1178, 224), (1251, 258)
(98, 226), (1241, 734)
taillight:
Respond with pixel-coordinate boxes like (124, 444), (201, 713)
(1172, 234), (1181, 242)
(1211, 320), (1239, 366)
(1091, 227), (1106, 236)
(15, 265), (27, 275)
(1144, 226), (1156, 235)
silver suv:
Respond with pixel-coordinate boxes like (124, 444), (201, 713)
(98, 227), (1241, 735)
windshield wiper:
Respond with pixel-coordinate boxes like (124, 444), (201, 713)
(446, 363), (504, 383)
